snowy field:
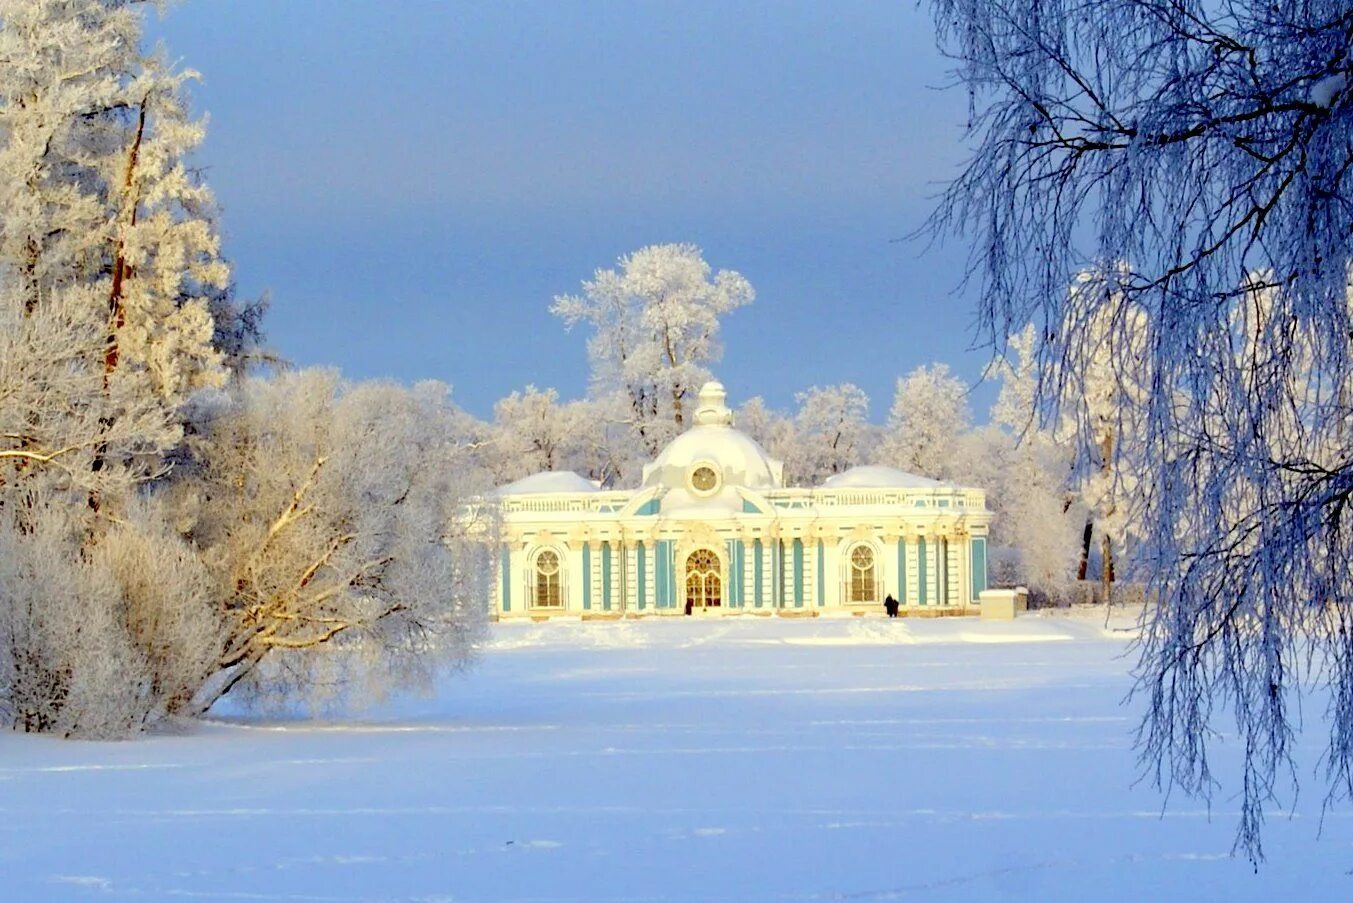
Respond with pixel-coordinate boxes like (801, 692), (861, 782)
(3, 611), (1352, 901)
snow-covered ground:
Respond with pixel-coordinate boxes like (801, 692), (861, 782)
(3, 611), (1351, 901)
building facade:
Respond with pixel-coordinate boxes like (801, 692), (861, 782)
(491, 382), (992, 619)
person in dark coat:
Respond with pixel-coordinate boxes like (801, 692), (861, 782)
(884, 594), (899, 618)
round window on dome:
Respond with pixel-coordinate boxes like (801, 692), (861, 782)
(689, 464), (720, 495)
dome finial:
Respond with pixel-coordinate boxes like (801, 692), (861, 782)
(693, 380), (732, 427)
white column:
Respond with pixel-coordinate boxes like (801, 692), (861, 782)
(589, 541), (602, 612)
(760, 539), (774, 608)
(822, 538), (840, 608)
(611, 540), (624, 612)
(625, 542), (638, 612)
(945, 537), (960, 606)
(909, 536), (920, 606)
(956, 534), (971, 606)
(927, 535), (940, 605)
(566, 543), (585, 612)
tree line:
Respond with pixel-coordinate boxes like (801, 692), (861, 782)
(477, 242), (1145, 609)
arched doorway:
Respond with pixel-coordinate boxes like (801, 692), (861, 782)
(685, 549), (722, 613)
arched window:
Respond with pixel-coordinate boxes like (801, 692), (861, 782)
(848, 544), (877, 604)
(533, 549), (563, 608)
(685, 549), (722, 610)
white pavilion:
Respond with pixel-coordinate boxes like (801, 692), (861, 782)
(491, 381), (992, 618)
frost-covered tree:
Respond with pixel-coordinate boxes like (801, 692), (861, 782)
(169, 371), (491, 715)
(736, 395), (797, 470)
(1056, 273), (1151, 597)
(784, 384), (875, 486)
(878, 364), (971, 480)
(0, 0), (256, 734)
(983, 327), (1084, 602)
(484, 385), (576, 484)
(486, 386), (625, 486)
(551, 243), (754, 457)
(928, 0), (1353, 860)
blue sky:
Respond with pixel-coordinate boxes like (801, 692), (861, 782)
(151, 1), (989, 421)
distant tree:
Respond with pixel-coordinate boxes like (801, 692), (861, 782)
(487, 386), (579, 482)
(984, 327), (1084, 602)
(736, 395), (797, 471)
(482, 387), (635, 487)
(928, 0), (1353, 860)
(878, 364), (970, 480)
(1057, 274), (1151, 599)
(551, 243), (754, 457)
(784, 384), (875, 486)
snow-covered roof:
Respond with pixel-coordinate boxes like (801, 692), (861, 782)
(641, 381), (784, 492)
(820, 465), (943, 490)
(496, 471), (602, 495)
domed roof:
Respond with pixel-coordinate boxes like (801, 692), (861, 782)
(820, 465), (943, 489)
(641, 381), (783, 492)
(496, 470), (602, 495)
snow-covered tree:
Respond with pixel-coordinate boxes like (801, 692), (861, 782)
(783, 384), (875, 486)
(736, 395), (797, 469)
(928, 0), (1353, 860)
(485, 386), (629, 486)
(878, 364), (971, 480)
(983, 327), (1084, 602)
(486, 386), (578, 483)
(1056, 272), (1151, 597)
(169, 371), (491, 715)
(0, 0), (256, 734)
(551, 243), (754, 457)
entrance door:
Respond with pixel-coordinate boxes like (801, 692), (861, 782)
(684, 549), (722, 613)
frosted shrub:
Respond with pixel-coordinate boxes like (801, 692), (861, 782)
(172, 370), (492, 715)
(92, 503), (226, 720)
(0, 507), (144, 737)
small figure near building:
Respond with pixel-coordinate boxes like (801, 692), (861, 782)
(884, 594), (899, 618)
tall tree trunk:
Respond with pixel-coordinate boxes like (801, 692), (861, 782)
(104, 96), (148, 379)
(1077, 519), (1093, 580)
(89, 96), (148, 505)
(1098, 428), (1115, 611)
(1101, 531), (1113, 606)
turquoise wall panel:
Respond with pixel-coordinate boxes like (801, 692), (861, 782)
(582, 544), (591, 610)
(656, 540), (675, 609)
(637, 542), (646, 610)
(897, 539), (906, 604)
(971, 537), (988, 599)
(636, 499), (659, 516)
(918, 537), (928, 605)
(753, 540), (763, 607)
(655, 541), (667, 609)
(500, 543), (510, 612)
(792, 539), (804, 607)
